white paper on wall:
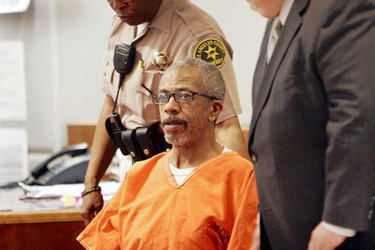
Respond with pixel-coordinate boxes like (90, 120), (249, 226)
(0, 0), (30, 14)
(0, 128), (28, 186)
(0, 40), (27, 121)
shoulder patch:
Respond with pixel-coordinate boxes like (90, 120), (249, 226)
(193, 38), (227, 68)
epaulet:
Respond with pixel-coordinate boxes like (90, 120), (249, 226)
(175, 3), (219, 39)
(176, 2), (228, 68)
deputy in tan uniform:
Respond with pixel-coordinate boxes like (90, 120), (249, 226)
(81, 0), (250, 226)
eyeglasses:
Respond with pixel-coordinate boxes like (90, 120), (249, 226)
(152, 91), (218, 105)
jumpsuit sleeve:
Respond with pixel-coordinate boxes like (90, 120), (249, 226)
(76, 174), (128, 250)
(227, 165), (259, 250)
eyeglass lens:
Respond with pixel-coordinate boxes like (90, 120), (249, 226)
(153, 91), (194, 104)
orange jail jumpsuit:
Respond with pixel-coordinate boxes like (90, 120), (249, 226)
(77, 151), (258, 250)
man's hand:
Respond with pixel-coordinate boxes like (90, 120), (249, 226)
(307, 221), (346, 250)
(81, 191), (104, 226)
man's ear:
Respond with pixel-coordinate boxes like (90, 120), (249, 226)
(208, 100), (224, 122)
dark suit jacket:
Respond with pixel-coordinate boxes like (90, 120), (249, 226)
(249, 0), (375, 249)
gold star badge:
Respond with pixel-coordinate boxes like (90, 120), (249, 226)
(151, 50), (174, 71)
(204, 46), (219, 60)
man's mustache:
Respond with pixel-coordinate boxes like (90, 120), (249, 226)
(161, 116), (188, 128)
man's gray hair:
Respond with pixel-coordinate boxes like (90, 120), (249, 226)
(165, 58), (226, 102)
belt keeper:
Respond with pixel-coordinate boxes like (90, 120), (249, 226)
(81, 186), (102, 197)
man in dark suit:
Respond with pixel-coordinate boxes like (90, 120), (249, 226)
(246, 0), (375, 249)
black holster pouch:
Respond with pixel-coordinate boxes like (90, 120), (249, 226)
(121, 123), (171, 162)
(105, 112), (129, 156)
(106, 115), (170, 162)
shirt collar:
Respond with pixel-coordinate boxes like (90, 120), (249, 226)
(279, 0), (294, 25)
(136, 22), (149, 37)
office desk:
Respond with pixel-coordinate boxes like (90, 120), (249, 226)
(0, 187), (85, 250)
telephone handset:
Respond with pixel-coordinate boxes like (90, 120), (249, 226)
(25, 143), (90, 186)
(0, 143), (90, 189)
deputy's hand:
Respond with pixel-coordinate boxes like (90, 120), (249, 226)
(81, 191), (104, 226)
(307, 221), (346, 250)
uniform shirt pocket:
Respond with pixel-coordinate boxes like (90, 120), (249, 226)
(122, 68), (164, 125)
(133, 68), (164, 96)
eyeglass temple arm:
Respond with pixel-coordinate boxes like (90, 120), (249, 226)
(141, 84), (154, 95)
(195, 92), (218, 100)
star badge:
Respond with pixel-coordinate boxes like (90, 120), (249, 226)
(204, 46), (219, 60)
(151, 50), (174, 71)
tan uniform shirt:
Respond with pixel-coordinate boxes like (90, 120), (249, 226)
(101, 0), (242, 129)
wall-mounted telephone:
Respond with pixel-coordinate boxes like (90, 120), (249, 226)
(25, 143), (90, 185)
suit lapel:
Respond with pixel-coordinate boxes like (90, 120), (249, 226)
(252, 20), (273, 103)
(249, 0), (308, 140)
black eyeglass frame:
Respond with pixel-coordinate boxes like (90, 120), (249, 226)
(152, 91), (219, 105)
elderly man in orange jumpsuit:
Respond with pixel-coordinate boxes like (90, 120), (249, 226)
(77, 58), (258, 249)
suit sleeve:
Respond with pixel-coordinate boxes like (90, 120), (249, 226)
(316, 0), (375, 231)
(227, 165), (259, 249)
(77, 174), (128, 250)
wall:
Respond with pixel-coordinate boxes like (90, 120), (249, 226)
(0, 0), (266, 152)
(55, 0), (113, 151)
(0, 0), (54, 151)
(0, 0), (113, 151)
